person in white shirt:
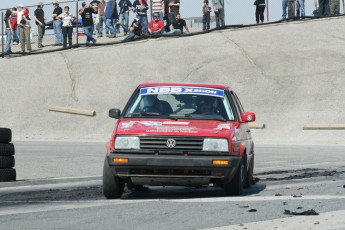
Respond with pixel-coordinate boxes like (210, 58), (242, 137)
(57, 6), (76, 48)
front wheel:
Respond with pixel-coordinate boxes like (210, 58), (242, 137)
(103, 157), (124, 199)
(223, 159), (245, 196)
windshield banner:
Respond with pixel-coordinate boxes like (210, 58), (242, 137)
(140, 87), (224, 97)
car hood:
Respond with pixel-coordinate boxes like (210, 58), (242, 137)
(116, 119), (238, 137)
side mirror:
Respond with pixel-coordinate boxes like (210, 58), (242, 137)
(109, 108), (121, 119)
(241, 112), (256, 123)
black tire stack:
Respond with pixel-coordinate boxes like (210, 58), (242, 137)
(0, 128), (16, 182)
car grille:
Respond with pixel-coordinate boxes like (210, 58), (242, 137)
(139, 136), (204, 151)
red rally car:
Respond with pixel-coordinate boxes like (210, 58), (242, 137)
(103, 83), (256, 198)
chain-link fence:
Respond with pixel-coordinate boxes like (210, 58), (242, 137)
(1, 0), (345, 58)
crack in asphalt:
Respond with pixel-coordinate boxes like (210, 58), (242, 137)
(60, 52), (79, 102)
(219, 31), (266, 76)
(256, 168), (345, 181)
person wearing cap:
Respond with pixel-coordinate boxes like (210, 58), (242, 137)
(80, 2), (98, 45)
(147, 12), (164, 35)
(132, 0), (149, 35)
(34, 2), (45, 48)
(19, 8), (32, 53)
(202, 0), (212, 31)
(123, 18), (142, 41)
(16, 5), (25, 43)
(152, 0), (164, 21)
(118, 0), (132, 36)
(52, 0), (63, 46)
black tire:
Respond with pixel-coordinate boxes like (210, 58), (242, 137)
(244, 157), (254, 189)
(103, 157), (124, 199)
(0, 143), (15, 156)
(0, 168), (16, 182)
(223, 159), (245, 196)
(0, 156), (15, 169)
(0, 128), (12, 143)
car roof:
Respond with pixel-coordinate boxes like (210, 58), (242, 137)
(139, 82), (229, 90)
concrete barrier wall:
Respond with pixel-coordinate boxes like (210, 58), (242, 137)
(1, 18), (345, 143)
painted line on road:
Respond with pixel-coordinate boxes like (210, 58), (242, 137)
(202, 209), (345, 230)
(0, 199), (155, 217)
(0, 180), (102, 194)
(170, 195), (345, 203)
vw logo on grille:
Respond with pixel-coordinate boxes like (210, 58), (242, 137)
(166, 139), (176, 148)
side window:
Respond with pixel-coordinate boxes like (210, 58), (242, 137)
(229, 91), (242, 121)
(233, 92), (244, 114)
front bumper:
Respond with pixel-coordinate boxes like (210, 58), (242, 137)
(106, 153), (241, 186)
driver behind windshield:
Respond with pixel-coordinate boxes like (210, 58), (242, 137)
(139, 95), (161, 113)
(194, 96), (217, 115)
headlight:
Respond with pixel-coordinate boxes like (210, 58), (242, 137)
(202, 138), (228, 152)
(115, 136), (140, 150)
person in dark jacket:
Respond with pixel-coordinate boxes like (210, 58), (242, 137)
(105, 0), (119, 37)
(254, 0), (266, 24)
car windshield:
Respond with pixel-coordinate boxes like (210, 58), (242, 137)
(123, 86), (235, 121)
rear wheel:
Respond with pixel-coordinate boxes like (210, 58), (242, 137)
(244, 157), (254, 188)
(103, 157), (124, 199)
(223, 159), (245, 196)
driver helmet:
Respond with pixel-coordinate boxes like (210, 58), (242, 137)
(139, 95), (160, 113)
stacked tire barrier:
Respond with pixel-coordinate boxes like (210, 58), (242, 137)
(0, 128), (16, 182)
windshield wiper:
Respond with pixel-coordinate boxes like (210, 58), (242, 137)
(127, 112), (161, 117)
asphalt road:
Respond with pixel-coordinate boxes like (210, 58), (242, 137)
(0, 141), (345, 229)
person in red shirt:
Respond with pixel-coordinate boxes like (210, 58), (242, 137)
(147, 12), (164, 34)
(10, 7), (20, 45)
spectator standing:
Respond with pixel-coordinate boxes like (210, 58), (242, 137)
(16, 5), (25, 43)
(133, 0), (149, 35)
(34, 2), (45, 48)
(254, 0), (266, 24)
(11, 8), (20, 45)
(167, 12), (189, 35)
(148, 12), (164, 34)
(317, 0), (330, 16)
(79, 2), (98, 46)
(330, 0), (340, 16)
(105, 0), (119, 38)
(282, 0), (288, 19)
(124, 17), (142, 40)
(97, 0), (107, 37)
(152, 0), (164, 21)
(58, 6), (75, 48)
(295, 0), (305, 18)
(19, 8), (32, 53)
(212, 0), (224, 28)
(168, 0), (180, 27)
(202, 0), (211, 31)
(4, 10), (13, 55)
(52, 0), (63, 46)
(162, 0), (170, 32)
(90, 0), (100, 35)
(118, 0), (133, 35)
(288, 0), (296, 18)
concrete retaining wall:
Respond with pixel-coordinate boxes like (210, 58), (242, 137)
(1, 18), (345, 143)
